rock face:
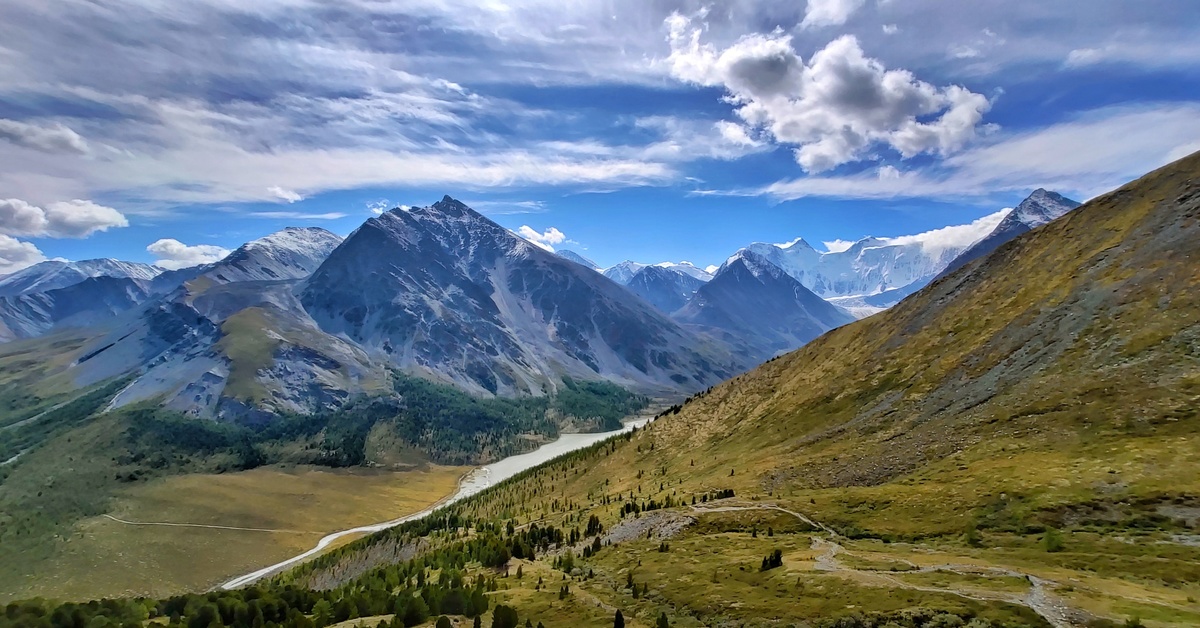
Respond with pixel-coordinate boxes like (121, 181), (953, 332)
(301, 197), (741, 397)
(65, 227), (364, 419)
(624, 265), (705, 314)
(938, 189), (1080, 279)
(674, 250), (856, 362)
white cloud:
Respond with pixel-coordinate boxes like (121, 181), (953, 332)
(636, 116), (767, 162)
(467, 200), (548, 215)
(808, 210), (1008, 258)
(760, 104), (1200, 202)
(665, 16), (992, 172)
(268, 186), (304, 203)
(801, 0), (867, 29)
(822, 239), (855, 253)
(0, 119), (89, 155)
(882, 24), (898, 35)
(0, 198), (128, 238)
(880, 208), (1009, 254)
(367, 199), (391, 215)
(247, 211), (347, 220)
(516, 225), (568, 251)
(0, 234), (47, 275)
(146, 238), (231, 270)
(1064, 48), (1104, 67)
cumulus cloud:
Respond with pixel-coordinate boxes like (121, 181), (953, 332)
(0, 198), (128, 238)
(0, 119), (89, 155)
(758, 104), (1200, 202)
(0, 234), (47, 275)
(146, 238), (231, 270)
(801, 0), (866, 29)
(516, 225), (568, 251)
(666, 15), (992, 172)
(367, 199), (392, 215)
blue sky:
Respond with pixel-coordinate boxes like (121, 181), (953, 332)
(1, 0), (1199, 272)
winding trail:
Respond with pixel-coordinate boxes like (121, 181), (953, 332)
(102, 514), (312, 534)
(694, 502), (1082, 628)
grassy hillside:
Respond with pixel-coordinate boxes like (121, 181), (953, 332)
(0, 365), (647, 601)
(280, 153), (1200, 628)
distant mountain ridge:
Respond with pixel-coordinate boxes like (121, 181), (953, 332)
(0, 259), (161, 298)
(554, 249), (600, 270)
(674, 249), (855, 361)
(624, 265), (705, 314)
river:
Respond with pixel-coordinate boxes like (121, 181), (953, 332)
(220, 415), (653, 589)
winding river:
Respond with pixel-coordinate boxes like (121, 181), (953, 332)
(220, 415), (653, 589)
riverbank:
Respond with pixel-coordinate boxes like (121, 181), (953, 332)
(221, 413), (654, 589)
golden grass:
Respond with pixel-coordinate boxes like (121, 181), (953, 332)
(14, 464), (467, 601)
(217, 308), (282, 403)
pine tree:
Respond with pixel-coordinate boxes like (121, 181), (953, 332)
(613, 611), (625, 628)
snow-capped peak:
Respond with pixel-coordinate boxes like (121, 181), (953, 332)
(0, 258), (163, 297)
(1010, 189), (1079, 227)
(244, 227), (342, 258)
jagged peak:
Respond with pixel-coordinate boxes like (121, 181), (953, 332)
(1010, 189), (1080, 226)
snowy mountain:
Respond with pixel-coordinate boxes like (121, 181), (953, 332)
(302, 197), (741, 397)
(674, 250), (856, 362)
(30, 226), (359, 417)
(601, 261), (648, 285)
(603, 260), (713, 286)
(0, 276), (151, 343)
(197, 227), (343, 284)
(659, 262), (714, 282)
(937, 189), (1080, 279)
(625, 265), (706, 314)
(0, 259), (161, 298)
(555, 249), (600, 271)
(736, 236), (964, 305)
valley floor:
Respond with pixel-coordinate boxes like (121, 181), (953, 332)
(3, 464), (468, 602)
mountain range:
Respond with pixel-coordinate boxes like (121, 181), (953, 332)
(0, 199), (744, 420)
(0, 188), (1082, 421)
(599, 189), (1080, 322)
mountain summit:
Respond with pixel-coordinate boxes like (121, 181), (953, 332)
(301, 197), (739, 396)
(938, 189), (1080, 279)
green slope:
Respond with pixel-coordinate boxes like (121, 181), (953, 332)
(290, 152), (1200, 627)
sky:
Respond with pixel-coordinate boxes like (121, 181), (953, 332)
(0, 0), (1198, 273)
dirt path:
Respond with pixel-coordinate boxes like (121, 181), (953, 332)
(101, 514), (314, 534)
(695, 502), (1083, 628)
